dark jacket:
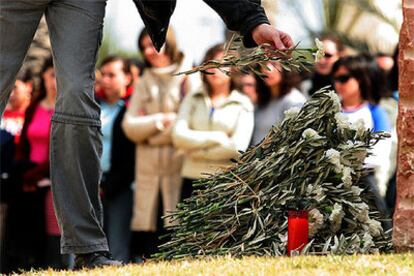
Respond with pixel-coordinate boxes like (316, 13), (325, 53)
(0, 130), (14, 203)
(132, 0), (269, 51)
(100, 105), (135, 200)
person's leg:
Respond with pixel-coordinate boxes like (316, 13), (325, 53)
(0, 0), (46, 115)
(105, 188), (133, 263)
(45, 0), (109, 255)
(363, 173), (392, 231)
(180, 178), (196, 201)
(129, 231), (145, 263)
(45, 235), (64, 269)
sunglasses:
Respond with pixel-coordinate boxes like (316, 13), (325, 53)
(334, 74), (352, 84)
(323, 53), (335, 59)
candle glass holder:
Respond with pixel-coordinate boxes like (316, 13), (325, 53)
(287, 210), (309, 256)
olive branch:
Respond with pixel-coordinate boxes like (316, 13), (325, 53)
(175, 35), (325, 77)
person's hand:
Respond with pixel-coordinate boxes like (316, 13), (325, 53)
(161, 112), (177, 128)
(251, 23), (294, 50)
(37, 178), (52, 188)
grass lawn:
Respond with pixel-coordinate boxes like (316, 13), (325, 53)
(17, 253), (413, 275)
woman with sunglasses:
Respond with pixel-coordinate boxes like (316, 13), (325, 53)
(331, 55), (392, 223)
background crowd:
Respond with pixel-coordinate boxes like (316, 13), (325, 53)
(0, 27), (399, 272)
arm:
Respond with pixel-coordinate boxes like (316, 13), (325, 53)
(22, 161), (50, 192)
(370, 105), (391, 132)
(203, 0), (293, 49)
(190, 106), (255, 161)
(172, 94), (230, 150)
(147, 124), (174, 146)
(121, 83), (164, 144)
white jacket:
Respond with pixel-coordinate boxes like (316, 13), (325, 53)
(173, 89), (254, 179)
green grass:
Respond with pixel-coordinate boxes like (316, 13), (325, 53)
(16, 253), (414, 276)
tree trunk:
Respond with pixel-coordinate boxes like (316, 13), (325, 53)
(392, 0), (414, 252)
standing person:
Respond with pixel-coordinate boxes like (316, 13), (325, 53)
(250, 62), (306, 146)
(0, 69), (33, 272)
(1, 0), (293, 269)
(331, 55), (392, 222)
(362, 54), (398, 198)
(6, 57), (62, 271)
(122, 28), (188, 260)
(172, 44), (254, 200)
(97, 56), (135, 264)
(0, 0), (119, 269)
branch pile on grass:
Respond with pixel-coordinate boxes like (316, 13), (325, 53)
(157, 88), (392, 260)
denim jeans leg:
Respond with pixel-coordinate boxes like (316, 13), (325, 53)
(0, 1), (47, 115)
(45, 0), (109, 254)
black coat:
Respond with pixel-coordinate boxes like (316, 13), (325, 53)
(132, 0), (269, 51)
(100, 105), (136, 200)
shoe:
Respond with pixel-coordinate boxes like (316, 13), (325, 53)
(132, 255), (145, 264)
(74, 251), (122, 270)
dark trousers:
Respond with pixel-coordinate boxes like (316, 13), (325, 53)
(181, 178), (198, 202)
(103, 188), (133, 263)
(362, 173), (392, 231)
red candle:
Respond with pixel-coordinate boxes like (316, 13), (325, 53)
(287, 210), (309, 256)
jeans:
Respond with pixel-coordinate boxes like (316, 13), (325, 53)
(0, 0), (109, 254)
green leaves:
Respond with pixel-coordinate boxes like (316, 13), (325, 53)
(175, 35), (318, 77)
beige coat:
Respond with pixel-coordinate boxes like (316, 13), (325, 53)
(122, 64), (187, 232)
(172, 89), (254, 179)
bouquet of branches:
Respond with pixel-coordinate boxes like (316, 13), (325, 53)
(156, 88), (392, 260)
(176, 35), (325, 77)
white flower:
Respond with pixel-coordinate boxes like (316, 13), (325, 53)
(342, 166), (353, 188)
(362, 232), (375, 251)
(325, 148), (343, 173)
(314, 186), (325, 202)
(348, 235), (361, 251)
(314, 38), (325, 62)
(354, 203), (370, 223)
(278, 233), (287, 244)
(345, 140), (355, 148)
(350, 119), (366, 138)
(306, 184), (314, 195)
(309, 209), (324, 237)
(338, 140), (355, 152)
(334, 113), (350, 130)
(302, 128), (321, 140)
(351, 186), (363, 196)
(329, 203), (345, 233)
(367, 219), (383, 237)
(326, 91), (341, 112)
(284, 107), (300, 120)
(341, 140), (366, 150)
